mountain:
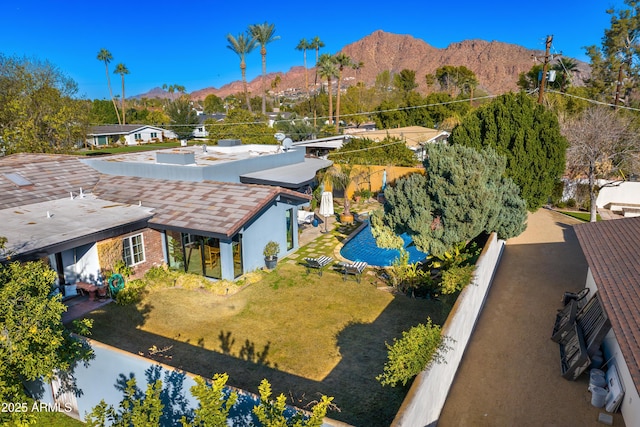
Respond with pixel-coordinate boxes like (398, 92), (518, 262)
(139, 30), (590, 101)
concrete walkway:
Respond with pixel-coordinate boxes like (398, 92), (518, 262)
(438, 209), (625, 426)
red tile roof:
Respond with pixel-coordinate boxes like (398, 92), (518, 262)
(574, 217), (640, 395)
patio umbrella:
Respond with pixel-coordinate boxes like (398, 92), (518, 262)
(319, 191), (334, 233)
(382, 169), (387, 191)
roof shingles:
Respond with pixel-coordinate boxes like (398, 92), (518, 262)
(574, 217), (640, 395)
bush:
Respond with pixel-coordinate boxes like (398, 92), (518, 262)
(115, 280), (146, 305)
(377, 318), (451, 387)
(555, 201), (567, 209)
(440, 264), (476, 294)
(566, 198), (577, 208)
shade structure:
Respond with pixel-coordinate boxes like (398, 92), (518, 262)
(319, 191), (334, 232)
(382, 169), (387, 190)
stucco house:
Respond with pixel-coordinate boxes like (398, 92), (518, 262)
(574, 216), (640, 426)
(0, 144), (325, 294)
(87, 124), (176, 146)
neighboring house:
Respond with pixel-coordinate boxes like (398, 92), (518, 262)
(350, 126), (450, 160)
(0, 146), (318, 290)
(574, 217), (640, 426)
(192, 114), (225, 139)
(87, 124), (176, 147)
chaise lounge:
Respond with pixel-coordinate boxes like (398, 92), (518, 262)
(304, 256), (333, 276)
(339, 261), (368, 283)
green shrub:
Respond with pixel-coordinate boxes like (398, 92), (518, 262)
(115, 280), (146, 305)
(377, 318), (451, 387)
(566, 198), (577, 208)
(555, 201), (567, 209)
(440, 264), (476, 294)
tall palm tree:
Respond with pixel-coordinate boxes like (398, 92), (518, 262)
(310, 36), (325, 65)
(352, 60), (365, 111)
(97, 48), (121, 124)
(309, 37), (325, 127)
(114, 63), (129, 125)
(334, 53), (352, 133)
(296, 38), (311, 107)
(226, 32), (257, 112)
(249, 22), (280, 115)
(317, 54), (338, 128)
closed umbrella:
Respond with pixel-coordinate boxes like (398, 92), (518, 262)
(382, 169), (387, 190)
(319, 191), (334, 233)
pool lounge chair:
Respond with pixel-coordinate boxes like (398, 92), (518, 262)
(304, 256), (333, 276)
(340, 261), (368, 283)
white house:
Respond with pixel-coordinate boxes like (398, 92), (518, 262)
(87, 125), (176, 146)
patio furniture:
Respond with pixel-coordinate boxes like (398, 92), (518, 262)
(304, 256), (333, 276)
(297, 210), (316, 226)
(339, 261), (368, 283)
(75, 281), (107, 301)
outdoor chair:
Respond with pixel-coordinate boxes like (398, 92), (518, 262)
(339, 261), (368, 283)
(304, 256), (333, 276)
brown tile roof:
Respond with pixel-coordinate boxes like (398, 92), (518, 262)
(574, 217), (640, 394)
(0, 154), (101, 208)
(93, 175), (310, 237)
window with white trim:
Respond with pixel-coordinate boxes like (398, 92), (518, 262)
(123, 233), (145, 266)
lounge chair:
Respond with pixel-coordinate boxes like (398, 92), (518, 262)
(297, 210), (316, 226)
(340, 261), (368, 283)
(304, 256), (333, 276)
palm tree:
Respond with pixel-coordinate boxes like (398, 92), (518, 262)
(296, 38), (311, 107)
(226, 32), (257, 112)
(317, 54), (338, 128)
(334, 53), (353, 133)
(309, 36), (325, 127)
(97, 49), (121, 124)
(352, 60), (365, 111)
(114, 63), (129, 125)
(249, 22), (280, 115)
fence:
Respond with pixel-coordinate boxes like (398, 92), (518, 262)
(391, 232), (505, 427)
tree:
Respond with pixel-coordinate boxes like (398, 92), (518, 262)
(393, 69), (418, 95)
(561, 106), (640, 221)
(435, 65), (478, 99)
(249, 22), (280, 115)
(183, 373), (237, 427)
(114, 63), (129, 125)
(226, 32), (257, 112)
(165, 95), (199, 140)
(203, 94), (225, 114)
(449, 91), (567, 211)
(328, 137), (417, 166)
(0, 54), (89, 154)
(309, 36), (325, 127)
(334, 52), (353, 132)
(371, 144), (527, 257)
(317, 53), (338, 127)
(425, 73), (436, 94)
(205, 109), (274, 144)
(86, 378), (163, 427)
(296, 38), (311, 106)
(309, 36), (325, 67)
(97, 48), (121, 124)
(90, 99), (121, 124)
(0, 255), (93, 425)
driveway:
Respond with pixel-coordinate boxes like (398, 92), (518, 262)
(438, 209), (625, 426)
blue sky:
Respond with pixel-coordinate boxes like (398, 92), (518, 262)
(2, 0), (628, 100)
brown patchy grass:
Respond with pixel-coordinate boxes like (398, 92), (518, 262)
(84, 263), (452, 426)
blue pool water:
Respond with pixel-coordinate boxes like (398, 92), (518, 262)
(340, 222), (428, 267)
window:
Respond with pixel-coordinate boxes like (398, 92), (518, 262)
(150, 132), (157, 138)
(123, 234), (145, 266)
(134, 133), (142, 140)
(286, 208), (294, 250)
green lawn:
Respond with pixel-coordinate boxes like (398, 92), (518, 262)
(83, 262), (452, 426)
(557, 210), (601, 222)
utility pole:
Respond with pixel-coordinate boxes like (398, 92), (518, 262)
(538, 35), (553, 104)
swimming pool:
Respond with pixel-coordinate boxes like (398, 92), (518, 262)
(340, 222), (428, 267)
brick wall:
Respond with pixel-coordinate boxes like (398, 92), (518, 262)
(99, 228), (165, 280)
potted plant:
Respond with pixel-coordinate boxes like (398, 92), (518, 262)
(263, 241), (280, 269)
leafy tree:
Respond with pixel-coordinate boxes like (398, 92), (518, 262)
(96, 48), (121, 124)
(425, 73), (436, 93)
(114, 63), (129, 125)
(377, 318), (450, 387)
(561, 106), (640, 221)
(273, 114), (315, 141)
(226, 32), (257, 112)
(253, 379), (333, 427)
(585, 0), (640, 105)
(182, 373), (237, 427)
(206, 109), (273, 144)
(86, 378), (163, 427)
(328, 137), (417, 166)
(449, 91), (567, 210)
(371, 144), (527, 257)
(0, 54), (89, 154)
(90, 99), (121, 124)
(393, 69), (418, 95)
(203, 94), (225, 114)
(165, 96), (199, 140)
(249, 22), (280, 115)
(0, 255), (94, 426)
(435, 65), (478, 98)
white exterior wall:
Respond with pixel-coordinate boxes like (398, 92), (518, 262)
(124, 127), (166, 145)
(61, 244), (101, 296)
(391, 233), (505, 427)
(585, 268), (640, 426)
(596, 181), (640, 209)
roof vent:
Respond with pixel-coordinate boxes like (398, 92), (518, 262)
(217, 139), (242, 147)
